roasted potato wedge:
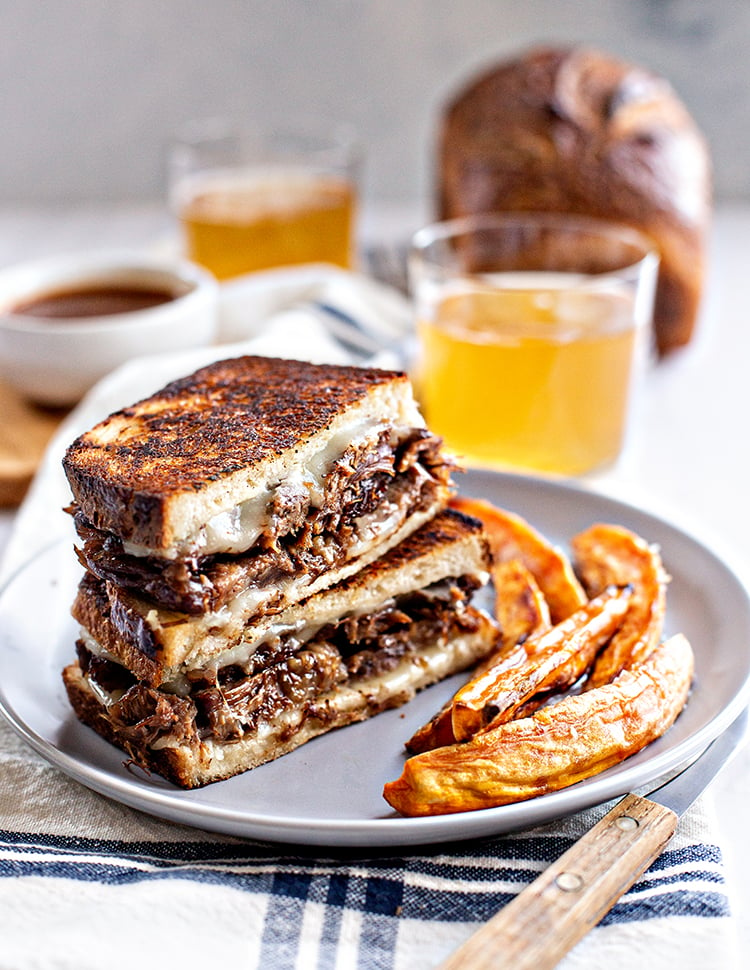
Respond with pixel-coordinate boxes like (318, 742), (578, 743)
(451, 586), (631, 741)
(406, 558), (550, 755)
(405, 644), (528, 755)
(406, 586), (629, 753)
(490, 559), (551, 655)
(450, 496), (586, 623)
(384, 634), (694, 817)
(571, 523), (669, 688)
(405, 706), (459, 756)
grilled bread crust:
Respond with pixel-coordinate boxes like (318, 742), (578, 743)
(62, 613), (498, 789)
(72, 508), (491, 687)
(63, 356), (424, 551)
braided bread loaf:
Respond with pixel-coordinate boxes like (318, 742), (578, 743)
(437, 46), (712, 354)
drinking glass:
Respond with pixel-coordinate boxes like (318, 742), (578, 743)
(410, 213), (659, 477)
(169, 118), (360, 280)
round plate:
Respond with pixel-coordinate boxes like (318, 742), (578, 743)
(1, 470), (749, 847)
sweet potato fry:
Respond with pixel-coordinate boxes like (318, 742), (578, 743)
(406, 559), (550, 755)
(451, 585), (632, 741)
(571, 523), (669, 688)
(406, 585), (629, 753)
(490, 559), (551, 655)
(405, 644), (528, 755)
(450, 496), (586, 623)
(405, 705), (459, 755)
(383, 634), (694, 817)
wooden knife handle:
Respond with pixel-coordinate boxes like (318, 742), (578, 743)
(437, 793), (678, 970)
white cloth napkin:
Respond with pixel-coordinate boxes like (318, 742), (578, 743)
(0, 265), (739, 970)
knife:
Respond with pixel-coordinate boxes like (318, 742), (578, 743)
(437, 708), (749, 970)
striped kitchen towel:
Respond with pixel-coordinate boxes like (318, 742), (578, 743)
(0, 716), (734, 970)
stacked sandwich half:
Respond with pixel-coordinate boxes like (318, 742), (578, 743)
(61, 355), (498, 788)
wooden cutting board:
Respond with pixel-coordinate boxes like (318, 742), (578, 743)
(0, 380), (67, 507)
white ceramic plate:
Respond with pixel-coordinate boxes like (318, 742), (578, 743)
(1, 470), (749, 847)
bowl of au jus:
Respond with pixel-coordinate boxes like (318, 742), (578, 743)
(0, 251), (218, 406)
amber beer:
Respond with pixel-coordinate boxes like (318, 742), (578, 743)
(411, 215), (658, 477)
(416, 278), (644, 477)
(176, 168), (356, 280)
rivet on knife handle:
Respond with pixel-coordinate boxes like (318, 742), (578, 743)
(436, 793), (678, 970)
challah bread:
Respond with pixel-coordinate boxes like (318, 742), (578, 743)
(437, 46), (712, 354)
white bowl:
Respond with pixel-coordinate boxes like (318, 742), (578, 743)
(0, 251), (218, 406)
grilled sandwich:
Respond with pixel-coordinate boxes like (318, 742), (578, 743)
(60, 355), (499, 788)
(63, 508), (499, 788)
(63, 355), (455, 629)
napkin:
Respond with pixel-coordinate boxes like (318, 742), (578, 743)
(0, 265), (739, 970)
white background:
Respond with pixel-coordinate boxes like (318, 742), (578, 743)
(1, 0), (749, 208)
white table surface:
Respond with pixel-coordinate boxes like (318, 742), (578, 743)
(0, 202), (749, 950)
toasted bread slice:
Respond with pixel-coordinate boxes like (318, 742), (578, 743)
(63, 356), (427, 555)
(73, 508), (492, 688)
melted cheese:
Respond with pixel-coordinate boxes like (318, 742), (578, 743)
(80, 577), (480, 701)
(122, 418), (389, 560)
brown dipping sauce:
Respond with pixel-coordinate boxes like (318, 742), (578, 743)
(11, 284), (177, 319)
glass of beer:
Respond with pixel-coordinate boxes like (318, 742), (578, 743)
(410, 213), (659, 477)
(169, 119), (360, 280)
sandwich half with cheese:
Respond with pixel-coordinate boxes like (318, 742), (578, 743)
(63, 507), (499, 788)
(63, 355), (455, 642)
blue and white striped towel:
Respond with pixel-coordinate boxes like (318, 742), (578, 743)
(0, 725), (733, 970)
(0, 266), (739, 969)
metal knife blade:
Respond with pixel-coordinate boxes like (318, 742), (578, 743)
(437, 708), (749, 970)
(646, 709), (748, 816)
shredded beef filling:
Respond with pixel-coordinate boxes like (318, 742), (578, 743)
(71, 428), (451, 614)
(193, 643), (346, 745)
(77, 579), (483, 750)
